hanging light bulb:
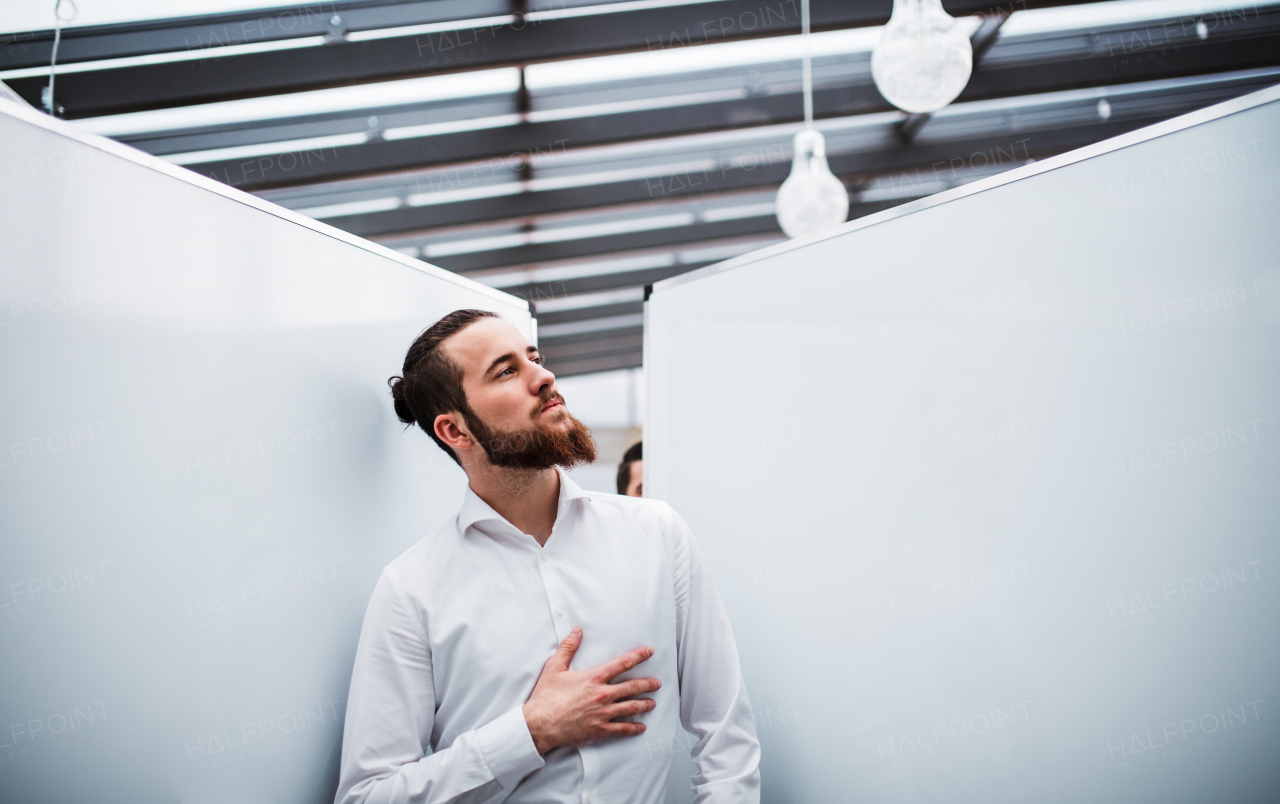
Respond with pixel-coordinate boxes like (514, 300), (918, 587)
(776, 129), (849, 239)
(871, 0), (973, 114)
(775, 0), (849, 239)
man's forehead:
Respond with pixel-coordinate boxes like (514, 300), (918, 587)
(444, 318), (532, 374)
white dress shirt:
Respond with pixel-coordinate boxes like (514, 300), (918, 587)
(335, 467), (760, 804)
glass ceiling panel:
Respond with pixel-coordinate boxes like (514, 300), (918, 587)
(18, 0), (1264, 138)
(525, 0), (1264, 89)
(3, 0), (313, 34)
(249, 63), (1277, 223)
(0, 0), (713, 37)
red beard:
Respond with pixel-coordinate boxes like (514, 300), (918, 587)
(465, 394), (597, 470)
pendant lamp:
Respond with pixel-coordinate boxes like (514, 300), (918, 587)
(776, 129), (849, 239)
(871, 0), (973, 114)
(775, 0), (850, 239)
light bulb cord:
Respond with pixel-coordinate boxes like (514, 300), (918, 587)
(47, 19), (63, 115)
(45, 0), (78, 116)
(801, 0), (813, 128)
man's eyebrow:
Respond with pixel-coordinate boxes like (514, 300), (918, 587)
(485, 352), (518, 377)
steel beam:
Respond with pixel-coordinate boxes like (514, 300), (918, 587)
(167, 7), (1280, 191)
(0, 0), (505, 69)
(540, 334), (643, 376)
(546, 350), (644, 376)
(3, 0), (1104, 117)
(428, 215), (783, 273)
(492, 258), (730, 305)
(535, 300), (644, 326)
(437, 196), (901, 285)
(317, 69), (1274, 238)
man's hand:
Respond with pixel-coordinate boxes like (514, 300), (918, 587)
(522, 626), (661, 755)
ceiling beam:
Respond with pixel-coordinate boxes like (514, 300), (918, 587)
(427, 214), (784, 272)
(546, 350), (644, 377)
(539, 328), (644, 375)
(3, 0), (1108, 117)
(312, 72), (1272, 242)
(0, 0), (506, 70)
(430, 197), (906, 292)
(391, 78), (1254, 320)
(536, 300), (644, 327)
(489, 257), (734, 305)
(164, 8), (1280, 191)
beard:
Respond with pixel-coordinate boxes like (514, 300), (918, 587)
(465, 391), (597, 470)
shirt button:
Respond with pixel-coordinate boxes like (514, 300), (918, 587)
(556, 607), (564, 617)
(540, 551), (547, 562)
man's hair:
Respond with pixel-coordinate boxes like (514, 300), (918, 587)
(616, 441), (642, 494)
(388, 309), (499, 465)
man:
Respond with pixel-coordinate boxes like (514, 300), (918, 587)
(616, 442), (643, 497)
(335, 310), (760, 804)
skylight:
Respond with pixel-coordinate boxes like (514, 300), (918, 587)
(30, 0), (1264, 143)
(523, 26), (890, 90)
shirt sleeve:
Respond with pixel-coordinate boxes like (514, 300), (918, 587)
(334, 569), (545, 804)
(661, 504), (762, 804)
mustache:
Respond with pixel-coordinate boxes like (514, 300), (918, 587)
(532, 390), (565, 419)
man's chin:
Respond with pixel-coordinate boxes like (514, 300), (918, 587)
(540, 408), (570, 425)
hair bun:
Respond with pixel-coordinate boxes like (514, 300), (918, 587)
(388, 376), (416, 425)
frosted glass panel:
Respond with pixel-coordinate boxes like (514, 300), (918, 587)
(646, 89), (1280, 804)
(0, 101), (530, 802)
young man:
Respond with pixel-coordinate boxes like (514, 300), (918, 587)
(616, 441), (643, 497)
(335, 310), (760, 804)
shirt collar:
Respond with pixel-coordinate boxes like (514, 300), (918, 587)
(457, 466), (590, 536)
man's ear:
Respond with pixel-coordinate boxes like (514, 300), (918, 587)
(434, 412), (473, 454)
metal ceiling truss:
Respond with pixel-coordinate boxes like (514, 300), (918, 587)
(310, 75), (1268, 248)
(338, 67), (1280, 252)
(115, 5), (1280, 192)
(2, 0), (1098, 117)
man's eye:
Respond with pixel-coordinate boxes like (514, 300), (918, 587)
(532, 356), (544, 365)
(498, 367), (514, 377)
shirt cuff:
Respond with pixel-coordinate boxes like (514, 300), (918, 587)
(476, 705), (545, 790)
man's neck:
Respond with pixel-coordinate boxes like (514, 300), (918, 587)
(467, 465), (561, 545)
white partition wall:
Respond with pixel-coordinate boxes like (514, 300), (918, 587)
(646, 87), (1280, 804)
(0, 101), (531, 801)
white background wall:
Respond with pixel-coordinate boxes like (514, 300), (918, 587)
(0, 101), (530, 802)
(646, 90), (1280, 804)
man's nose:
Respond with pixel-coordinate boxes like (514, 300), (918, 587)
(529, 358), (556, 393)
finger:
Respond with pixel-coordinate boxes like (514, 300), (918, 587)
(543, 626), (583, 672)
(605, 698), (658, 719)
(598, 721), (647, 737)
(606, 677), (662, 700)
(592, 646), (654, 681)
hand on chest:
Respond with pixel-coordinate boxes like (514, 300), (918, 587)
(429, 507), (676, 692)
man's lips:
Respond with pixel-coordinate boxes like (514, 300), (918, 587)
(540, 398), (564, 414)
